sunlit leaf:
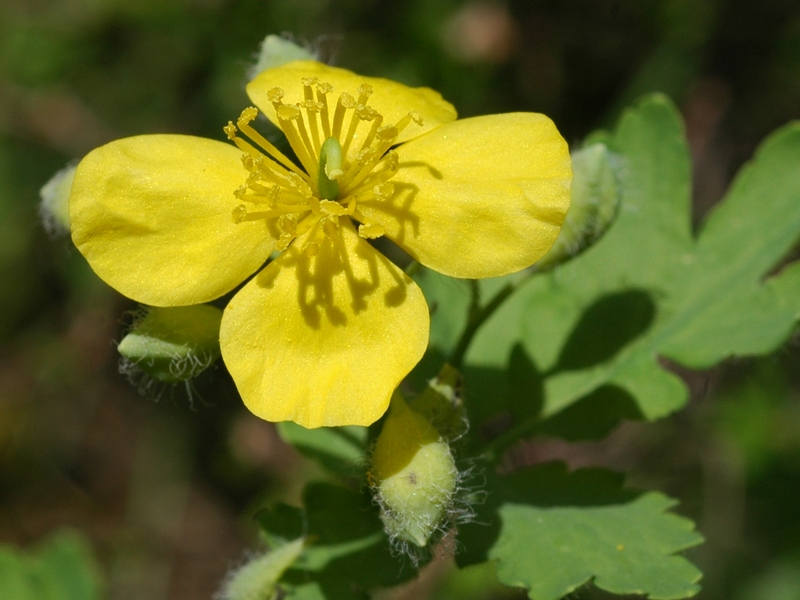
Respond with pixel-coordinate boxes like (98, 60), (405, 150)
(458, 463), (703, 600)
(463, 95), (800, 436)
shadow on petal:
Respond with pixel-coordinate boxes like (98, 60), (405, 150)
(254, 218), (414, 330)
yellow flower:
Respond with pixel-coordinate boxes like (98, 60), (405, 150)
(69, 60), (571, 428)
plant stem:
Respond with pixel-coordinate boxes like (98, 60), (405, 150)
(404, 260), (421, 277)
(450, 281), (518, 369)
(479, 417), (541, 464)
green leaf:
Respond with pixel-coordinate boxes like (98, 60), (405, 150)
(0, 549), (33, 600)
(458, 463), (703, 600)
(0, 529), (103, 600)
(464, 95), (800, 435)
(414, 269), (472, 357)
(257, 482), (423, 599)
(275, 423), (367, 477)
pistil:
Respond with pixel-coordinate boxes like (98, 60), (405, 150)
(318, 137), (343, 201)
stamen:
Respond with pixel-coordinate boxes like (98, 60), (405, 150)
(290, 107), (318, 177)
(319, 200), (346, 217)
(226, 132), (291, 184)
(228, 77), (406, 255)
(235, 107), (304, 176)
(342, 147), (388, 192)
(323, 216), (340, 240)
(371, 125), (400, 157)
(267, 87), (285, 105)
(357, 222), (385, 239)
(284, 172), (314, 199)
(276, 104), (317, 176)
(295, 212), (320, 237)
(340, 147), (378, 188)
(341, 102), (374, 157)
(357, 84), (373, 105)
(224, 122), (238, 140)
(301, 80), (324, 153)
(302, 215), (331, 257)
(374, 182), (395, 201)
(359, 113), (385, 153)
(275, 213), (299, 251)
(343, 151), (399, 197)
(315, 81), (333, 138)
(231, 206), (289, 223)
(332, 92), (355, 142)
(232, 205), (247, 223)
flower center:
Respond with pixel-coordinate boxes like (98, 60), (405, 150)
(223, 77), (422, 256)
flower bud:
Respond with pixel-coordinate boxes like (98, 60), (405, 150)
(536, 142), (621, 270)
(249, 35), (315, 80)
(39, 163), (77, 236)
(117, 305), (222, 383)
(370, 393), (458, 548)
(410, 363), (467, 441)
(217, 537), (304, 600)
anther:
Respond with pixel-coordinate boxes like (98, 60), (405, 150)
(377, 125), (398, 142)
(237, 106), (259, 126)
(374, 182), (395, 201)
(277, 104), (301, 120)
(320, 200), (347, 217)
(359, 113), (385, 153)
(315, 81), (333, 138)
(358, 222), (385, 239)
(357, 84), (373, 105)
(232, 205), (247, 223)
(372, 125), (400, 156)
(356, 105), (378, 121)
(267, 87), (285, 105)
(275, 103), (316, 175)
(301, 100), (323, 112)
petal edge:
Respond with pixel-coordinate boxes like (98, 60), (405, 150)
(360, 113), (572, 279)
(70, 135), (274, 306)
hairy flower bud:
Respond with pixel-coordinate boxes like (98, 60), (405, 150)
(39, 163), (77, 236)
(536, 142), (621, 270)
(216, 537), (304, 600)
(249, 35), (315, 81)
(370, 393), (458, 549)
(118, 305), (223, 383)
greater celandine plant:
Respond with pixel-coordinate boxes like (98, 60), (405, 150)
(42, 34), (800, 600)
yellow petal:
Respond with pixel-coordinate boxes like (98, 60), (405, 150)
(70, 135), (274, 306)
(220, 219), (429, 428)
(358, 113), (572, 279)
(247, 60), (457, 145)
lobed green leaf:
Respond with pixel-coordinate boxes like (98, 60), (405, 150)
(457, 95), (800, 437)
(458, 463), (703, 600)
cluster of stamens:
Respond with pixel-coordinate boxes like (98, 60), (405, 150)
(224, 76), (422, 256)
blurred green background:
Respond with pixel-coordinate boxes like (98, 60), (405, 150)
(1, 0), (800, 598)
